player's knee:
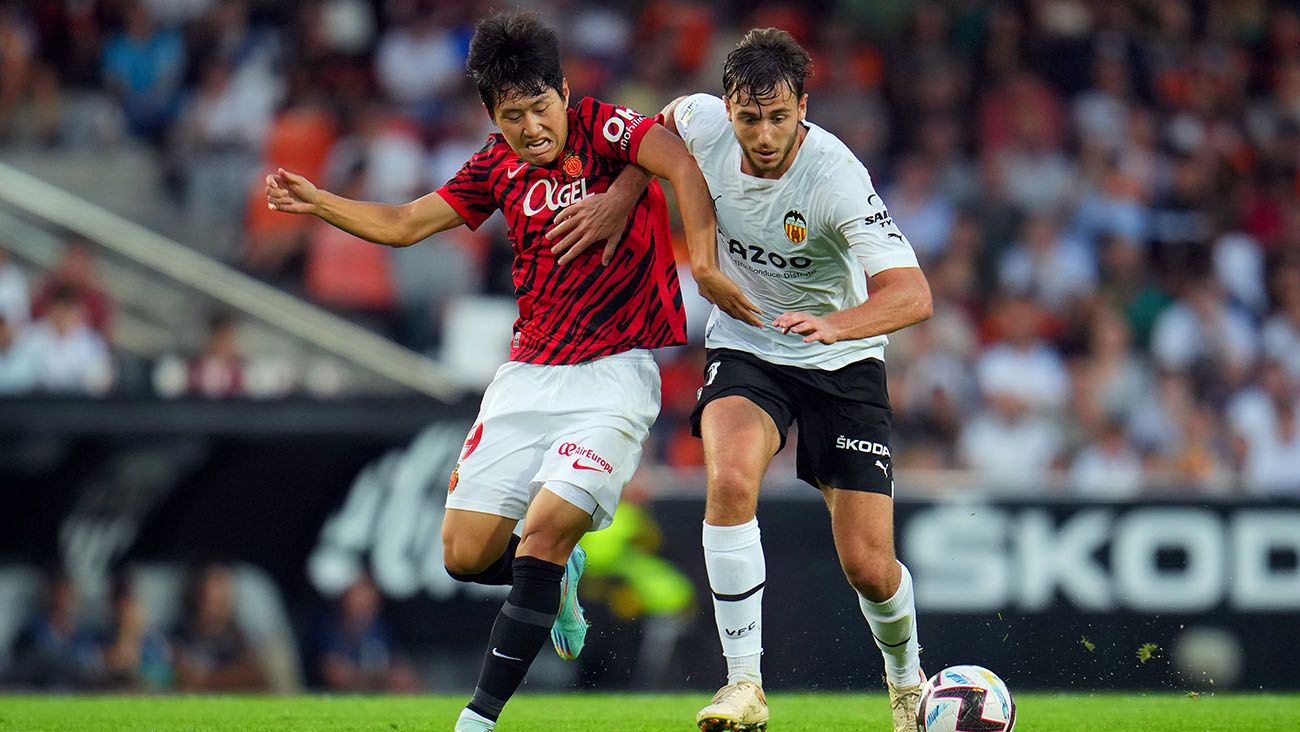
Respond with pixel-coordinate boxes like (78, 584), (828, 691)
(517, 528), (574, 566)
(706, 472), (760, 518)
(842, 555), (898, 602)
(442, 538), (492, 577)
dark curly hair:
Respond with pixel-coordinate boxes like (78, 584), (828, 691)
(722, 28), (813, 104)
(466, 11), (564, 114)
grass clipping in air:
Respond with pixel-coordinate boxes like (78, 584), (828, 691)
(1136, 642), (1160, 663)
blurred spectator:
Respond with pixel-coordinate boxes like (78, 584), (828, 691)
(961, 297), (1067, 489)
(997, 212), (1097, 313)
(1073, 50), (1135, 153)
(884, 154), (955, 263)
(1068, 418), (1144, 498)
(21, 285), (113, 394)
(1262, 262), (1300, 381)
(312, 573), (418, 693)
(981, 71), (1074, 213)
(374, 2), (466, 124)
(957, 388), (1062, 491)
(0, 246), (29, 332)
(1128, 371), (1197, 458)
(171, 564), (270, 691)
(241, 78), (338, 273)
(1213, 232), (1267, 317)
(6, 569), (99, 689)
(0, 6), (60, 145)
(1150, 274), (1258, 394)
(1094, 234), (1169, 348)
(1228, 361), (1300, 496)
(187, 312), (245, 398)
(100, 1), (185, 144)
(31, 238), (112, 337)
(1155, 403), (1233, 494)
(304, 164), (397, 317)
(892, 314), (977, 453)
(173, 59), (273, 260)
(95, 573), (172, 690)
(1070, 305), (1151, 430)
(0, 314), (38, 394)
(975, 297), (1069, 413)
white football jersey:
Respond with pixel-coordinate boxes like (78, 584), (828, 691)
(674, 93), (919, 370)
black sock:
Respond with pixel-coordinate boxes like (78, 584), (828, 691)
(467, 555), (564, 721)
(447, 534), (520, 586)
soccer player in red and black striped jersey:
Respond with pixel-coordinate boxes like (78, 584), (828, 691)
(266, 12), (750, 732)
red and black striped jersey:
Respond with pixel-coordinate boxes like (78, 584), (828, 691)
(436, 96), (687, 365)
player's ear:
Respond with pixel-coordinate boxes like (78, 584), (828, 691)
(798, 93), (808, 123)
(560, 78), (570, 106)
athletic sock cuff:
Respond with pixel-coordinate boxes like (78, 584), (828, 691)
(864, 561), (913, 615)
(702, 519), (761, 552)
(509, 555), (565, 614)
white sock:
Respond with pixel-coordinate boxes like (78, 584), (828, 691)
(456, 708), (494, 730)
(858, 561), (921, 687)
(703, 519), (765, 686)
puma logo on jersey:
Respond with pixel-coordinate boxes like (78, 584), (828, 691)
(876, 460), (889, 475)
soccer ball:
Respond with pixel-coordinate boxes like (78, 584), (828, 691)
(916, 665), (1016, 732)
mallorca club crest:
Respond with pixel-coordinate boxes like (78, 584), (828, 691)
(562, 153), (584, 178)
(784, 210), (807, 244)
(460, 422), (483, 460)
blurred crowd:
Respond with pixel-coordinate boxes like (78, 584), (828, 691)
(0, 0), (1297, 494)
(1, 564), (418, 693)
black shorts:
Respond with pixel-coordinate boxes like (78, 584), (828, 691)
(689, 348), (894, 495)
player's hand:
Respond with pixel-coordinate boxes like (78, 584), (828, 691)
(773, 311), (841, 344)
(696, 269), (764, 328)
(265, 168), (321, 215)
(547, 192), (632, 266)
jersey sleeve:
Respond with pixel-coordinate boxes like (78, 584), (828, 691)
(827, 163), (920, 276)
(434, 137), (501, 230)
(672, 93), (730, 158)
(578, 96), (658, 163)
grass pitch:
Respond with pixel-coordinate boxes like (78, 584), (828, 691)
(2, 692), (1298, 731)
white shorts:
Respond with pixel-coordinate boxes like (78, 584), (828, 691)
(446, 349), (660, 531)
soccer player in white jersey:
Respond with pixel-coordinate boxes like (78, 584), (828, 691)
(549, 27), (933, 732)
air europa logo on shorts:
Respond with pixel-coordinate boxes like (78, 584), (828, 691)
(558, 442), (614, 473)
(835, 436), (891, 456)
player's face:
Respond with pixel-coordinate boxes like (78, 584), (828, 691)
(492, 79), (570, 166)
(725, 82), (807, 178)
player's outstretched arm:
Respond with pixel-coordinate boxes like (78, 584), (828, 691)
(634, 125), (763, 327)
(266, 168), (464, 248)
(774, 267), (932, 344)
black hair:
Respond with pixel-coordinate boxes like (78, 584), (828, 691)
(466, 11), (564, 114)
(723, 28), (813, 104)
